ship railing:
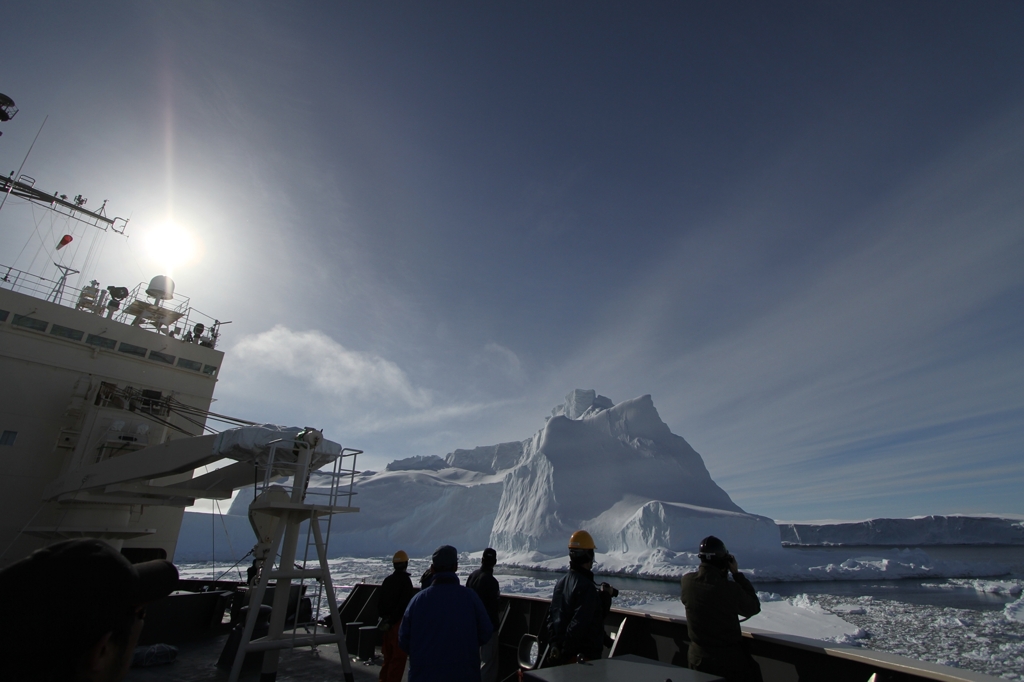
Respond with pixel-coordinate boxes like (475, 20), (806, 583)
(0, 262), (222, 347)
(336, 585), (1007, 682)
(0, 263), (65, 301)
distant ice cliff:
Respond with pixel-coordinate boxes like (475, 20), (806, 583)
(779, 516), (1024, 546)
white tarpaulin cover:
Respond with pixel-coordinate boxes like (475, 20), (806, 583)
(211, 424), (343, 470)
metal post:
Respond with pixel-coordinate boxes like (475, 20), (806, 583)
(228, 510), (288, 682)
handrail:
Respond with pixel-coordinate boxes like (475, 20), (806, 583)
(337, 585), (1007, 682)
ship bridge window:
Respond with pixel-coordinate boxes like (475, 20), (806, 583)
(86, 334), (117, 350)
(12, 314), (48, 332)
(0, 431), (16, 446)
(50, 324), (85, 341)
(118, 342), (148, 358)
(148, 350), (175, 365)
(202, 364), (218, 376)
(0, 309), (9, 322)
(177, 357), (203, 372)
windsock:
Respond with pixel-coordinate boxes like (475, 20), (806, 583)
(56, 234), (73, 250)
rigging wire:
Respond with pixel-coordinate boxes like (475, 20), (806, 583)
(75, 228), (101, 290)
(21, 205), (49, 273)
(215, 547), (254, 583)
(8, 205), (40, 270)
(213, 498), (243, 581)
(165, 397), (259, 427)
(0, 115), (47, 217)
(166, 406), (220, 435)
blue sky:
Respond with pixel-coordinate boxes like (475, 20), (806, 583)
(1, 2), (1022, 521)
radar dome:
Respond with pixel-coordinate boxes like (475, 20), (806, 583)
(146, 275), (175, 301)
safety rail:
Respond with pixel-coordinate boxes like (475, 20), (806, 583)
(0, 262), (222, 347)
(336, 586), (1006, 682)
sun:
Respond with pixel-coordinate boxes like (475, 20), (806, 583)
(143, 220), (201, 274)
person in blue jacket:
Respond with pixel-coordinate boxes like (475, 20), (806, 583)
(399, 545), (493, 682)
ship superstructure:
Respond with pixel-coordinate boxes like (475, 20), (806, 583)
(0, 267), (227, 565)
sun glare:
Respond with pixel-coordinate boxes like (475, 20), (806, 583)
(143, 220), (201, 274)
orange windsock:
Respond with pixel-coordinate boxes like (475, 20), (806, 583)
(56, 234), (73, 250)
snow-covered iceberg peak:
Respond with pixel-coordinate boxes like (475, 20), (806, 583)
(491, 390), (779, 557)
(549, 388), (614, 420)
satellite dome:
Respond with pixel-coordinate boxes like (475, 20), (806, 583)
(146, 275), (175, 301)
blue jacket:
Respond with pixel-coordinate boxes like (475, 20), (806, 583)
(398, 572), (494, 682)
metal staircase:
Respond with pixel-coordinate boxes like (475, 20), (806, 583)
(227, 430), (360, 682)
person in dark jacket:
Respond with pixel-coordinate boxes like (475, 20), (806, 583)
(544, 530), (616, 664)
(680, 536), (762, 681)
(377, 550), (416, 682)
(466, 548), (500, 682)
(420, 565), (435, 589)
(399, 545), (493, 682)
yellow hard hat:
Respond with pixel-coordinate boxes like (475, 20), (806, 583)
(393, 550), (409, 563)
(568, 530), (595, 550)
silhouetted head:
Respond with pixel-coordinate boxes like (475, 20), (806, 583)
(481, 547), (497, 569)
(431, 545), (458, 573)
(0, 539), (178, 682)
(697, 535), (730, 568)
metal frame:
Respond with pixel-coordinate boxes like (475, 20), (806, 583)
(227, 436), (361, 682)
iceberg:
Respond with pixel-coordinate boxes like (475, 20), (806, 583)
(181, 389), (778, 563)
(779, 515), (1024, 546)
(174, 390), (1017, 583)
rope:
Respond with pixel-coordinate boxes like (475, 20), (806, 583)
(215, 547), (255, 583)
(214, 498), (242, 581)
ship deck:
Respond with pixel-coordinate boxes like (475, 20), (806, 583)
(124, 631), (393, 682)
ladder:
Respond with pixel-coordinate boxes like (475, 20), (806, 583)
(227, 432), (360, 682)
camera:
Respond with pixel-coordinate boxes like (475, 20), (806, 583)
(601, 582), (619, 598)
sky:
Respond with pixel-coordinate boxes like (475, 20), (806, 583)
(1, 2), (1022, 522)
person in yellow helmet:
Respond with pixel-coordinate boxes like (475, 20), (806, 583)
(543, 531), (617, 665)
(377, 550), (415, 682)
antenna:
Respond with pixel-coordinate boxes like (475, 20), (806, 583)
(49, 263), (81, 305)
(0, 114), (46, 216)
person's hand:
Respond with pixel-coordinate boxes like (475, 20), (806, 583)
(727, 554), (739, 575)
(547, 645), (561, 663)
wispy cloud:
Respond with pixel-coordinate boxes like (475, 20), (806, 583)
(232, 325), (432, 409)
(220, 326), (515, 448)
(472, 342), (524, 383)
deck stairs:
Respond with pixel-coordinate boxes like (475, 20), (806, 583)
(227, 431), (361, 682)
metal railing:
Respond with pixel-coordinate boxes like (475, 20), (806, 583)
(0, 262), (223, 348)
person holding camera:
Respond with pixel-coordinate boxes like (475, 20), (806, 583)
(680, 536), (763, 681)
(543, 530), (617, 665)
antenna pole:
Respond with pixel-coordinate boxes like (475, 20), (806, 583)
(0, 115), (48, 217)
